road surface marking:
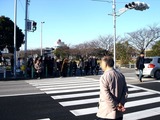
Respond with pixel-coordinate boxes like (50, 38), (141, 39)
(36, 81), (99, 88)
(52, 91), (154, 100)
(45, 87), (138, 95)
(52, 91), (99, 100)
(128, 91), (155, 98)
(125, 97), (160, 108)
(45, 87), (100, 94)
(0, 92), (44, 97)
(31, 80), (99, 86)
(27, 78), (160, 119)
(128, 84), (160, 94)
(128, 87), (140, 91)
(60, 98), (98, 106)
(70, 107), (98, 116)
(124, 107), (160, 120)
(37, 118), (50, 120)
(40, 84), (99, 91)
(69, 97), (160, 116)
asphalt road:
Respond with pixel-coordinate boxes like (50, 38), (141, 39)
(0, 69), (160, 120)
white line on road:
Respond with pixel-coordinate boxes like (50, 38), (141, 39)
(125, 97), (160, 108)
(0, 92), (44, 97)
(128, 91), (155, 98)
(41, 84), (99, 91)
(69, 97), (160, 116)
(60, 98), (98, 106)
(52, 91), (99, 100)
(45, 87), (100, 94)
(127, 87), (140, 91)
(37, 118), (50, 120)
(124, 107), (160, 120)
(30, 80), (99, 86)
(26, 78), (97, 85)
(70, 107), (98, 116)
(35, 81), (99, 88)
(52, 90), (155, 100)
(45, 87), (139, 95)
(128, 84), (160, 94)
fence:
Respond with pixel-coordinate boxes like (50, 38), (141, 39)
(118, 64), (136, 69)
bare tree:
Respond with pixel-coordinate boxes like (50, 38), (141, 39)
(73, 42), (92, 57)
(98, 35), (114, 52)
(88, 39), (101, 49)
(127, 25), (160, 52)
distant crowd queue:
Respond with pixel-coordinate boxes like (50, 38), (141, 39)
(11, 56), (100, 79)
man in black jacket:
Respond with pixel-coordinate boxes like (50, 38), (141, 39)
(136, 52), (145, 82)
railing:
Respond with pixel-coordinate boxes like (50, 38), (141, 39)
(118, 64), (136, 69)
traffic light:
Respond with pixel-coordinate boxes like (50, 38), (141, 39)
(134, 2), (149, 11)
(125, 1), (149, 11)
(32, 21), (37, 32)
(125, 2), (135, 9)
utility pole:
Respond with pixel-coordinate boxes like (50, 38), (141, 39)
(24, 0), (29, 77)
(41, 22), (45, 56)
(113, 0), (116, 68)
(13, 0), (17, 77)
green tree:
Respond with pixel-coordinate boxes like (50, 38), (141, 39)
(0, 16), (24, 53)
(54, 46), (70, 59)
(116, 41), (136, 64)
(151, 40), (160, 56)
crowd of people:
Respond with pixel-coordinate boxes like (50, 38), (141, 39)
(12, 56), (100, 79)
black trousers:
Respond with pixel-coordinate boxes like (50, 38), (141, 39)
(96, 117), (123, 120)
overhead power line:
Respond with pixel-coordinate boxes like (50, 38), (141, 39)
(18, 0), (25, 12)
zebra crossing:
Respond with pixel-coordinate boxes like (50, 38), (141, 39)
(26, 77), (160, 120)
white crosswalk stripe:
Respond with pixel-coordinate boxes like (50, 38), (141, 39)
(26, 77), (160, 120)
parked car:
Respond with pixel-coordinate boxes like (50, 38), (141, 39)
(135, 56), (160, 79)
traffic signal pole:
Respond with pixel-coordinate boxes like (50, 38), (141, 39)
(113, 0), (116, 69)
(24, 0), (29, 78)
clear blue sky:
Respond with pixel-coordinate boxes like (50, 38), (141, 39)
(1, 0), (160, 49)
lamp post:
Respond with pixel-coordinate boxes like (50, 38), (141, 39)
(41, 22), (45, 56)
(13, 0), (17, 77)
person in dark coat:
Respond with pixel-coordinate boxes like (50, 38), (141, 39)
(48, 56), (53, 76)
(27, 58), (33, 78)
(56, 59), (62, 77)
(136, 52), (145, 82)
(72, 60), (77, 76)
(69, 60), (73, 77)
(89, 56), (97, 75)
(84, 59), (90, 75)
(61, 58), (68, 77)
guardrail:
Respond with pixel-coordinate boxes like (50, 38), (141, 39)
(119, 64), (136, 69)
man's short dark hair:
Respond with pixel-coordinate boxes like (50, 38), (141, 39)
(102, 56), (114, 67)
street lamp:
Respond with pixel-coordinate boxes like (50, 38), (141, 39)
(41, 22), (45, 56)
(14, 0), (17, 77)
